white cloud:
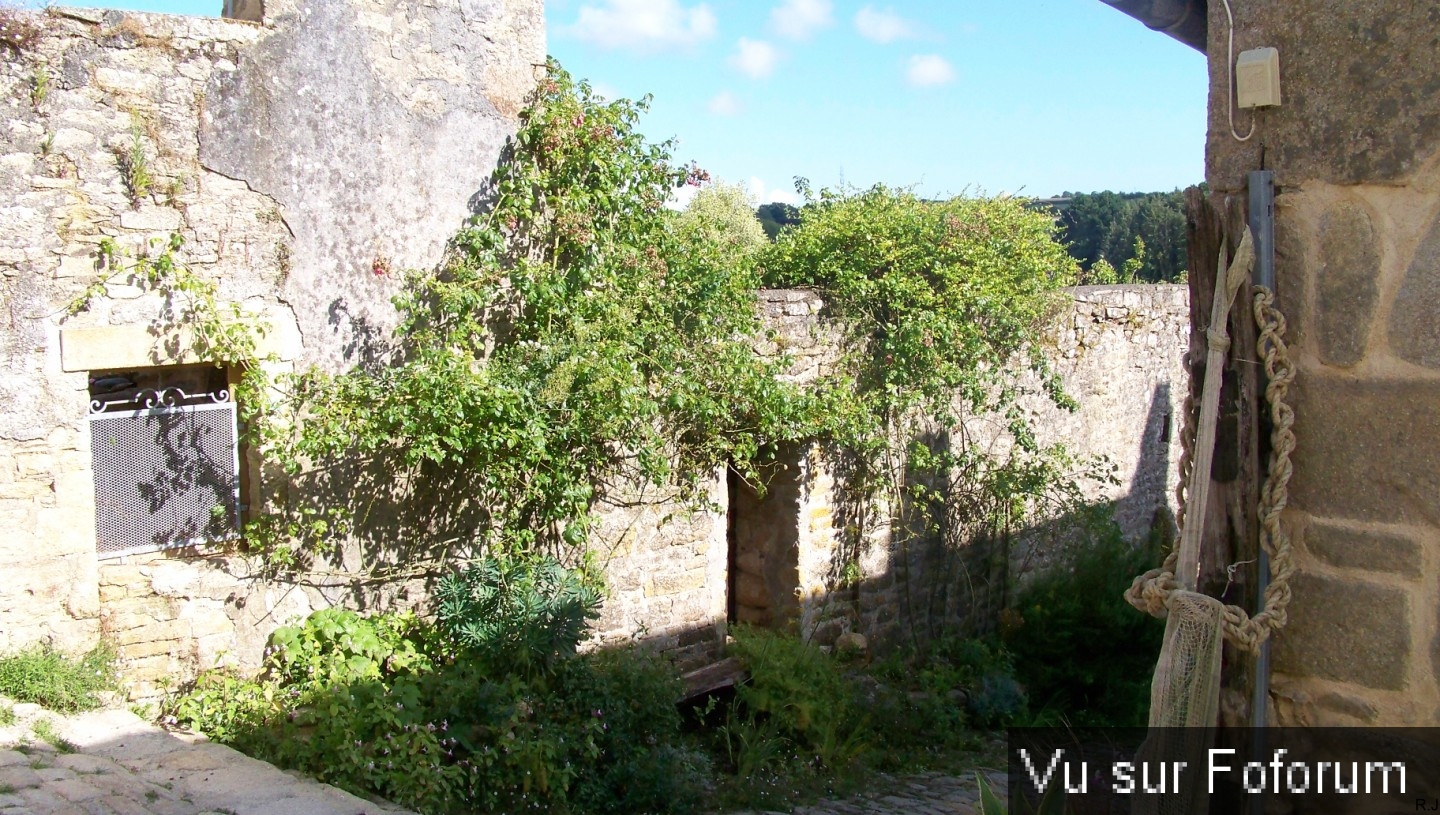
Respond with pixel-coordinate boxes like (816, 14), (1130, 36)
(906, 54), (956, 87)
(569, 0), (717, 50)
(748, 176), (801, 206)
(589, 81), (621, 102)
(770, 0), (832, 40)
(707, 90), (743, 116)
(854, 5), (913, 43)
(665, 183), (700, 212)
(729, 38), (780, 79)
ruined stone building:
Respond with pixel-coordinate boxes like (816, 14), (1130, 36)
(0, 0), (1188, 699)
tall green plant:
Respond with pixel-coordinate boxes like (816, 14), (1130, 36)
(728, 627), (869, 770)
(1005, 505), (1164, 726)
(269, 61), (810, 560)
(760, 186), (1083, 624)
(434, 553), (601, 676)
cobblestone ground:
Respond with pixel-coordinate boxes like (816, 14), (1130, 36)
(0, 703), (413, 815)
(727, 769), (1009, 815)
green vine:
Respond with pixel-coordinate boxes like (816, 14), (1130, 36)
(67, 233), (275, 454)
(69, 233), (268, 367)
(66, 60), (1091, 595)
(265, 62), (812, 565)
(758, 185), (1089, 630)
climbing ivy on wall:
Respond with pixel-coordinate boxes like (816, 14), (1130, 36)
(759, 186), (1084, 627)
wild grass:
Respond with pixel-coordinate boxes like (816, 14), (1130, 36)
(0, 643), (118, 713)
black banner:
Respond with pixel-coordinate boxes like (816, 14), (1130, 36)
(1006, 728), (1440, 814)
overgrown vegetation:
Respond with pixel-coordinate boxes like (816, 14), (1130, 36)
(1003, 505), (1165, 727)
(254, 62), (811, 568)
(169, 555), (708, 815)
(0, 643), (118, 713)
(80, 57), (1153, 810)
(759, 184), (1084, 639)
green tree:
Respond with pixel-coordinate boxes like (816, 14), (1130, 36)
(756, 201), (801, 240)
(1055, 189), (1190, 283)
(264, 62), (809, 561)
(676, 180), (767, 254)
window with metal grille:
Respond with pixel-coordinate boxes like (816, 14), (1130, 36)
(88, 365), (241, 558)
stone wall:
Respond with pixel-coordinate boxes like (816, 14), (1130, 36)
(0, 1), (542, 698)
(1204, 2), (1440, 725)
(753, 286), (1190, 649)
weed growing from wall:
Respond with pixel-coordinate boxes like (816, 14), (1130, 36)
(29, 62), (48, 110)
(115, 115), (152, 208)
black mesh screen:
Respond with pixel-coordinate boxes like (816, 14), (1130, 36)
(90, 402), (239, 556)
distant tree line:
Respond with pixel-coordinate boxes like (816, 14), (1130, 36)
(752, 187), (1196, 285)
(1051, 189), (1193, 284)
(756, 202), (801, 240)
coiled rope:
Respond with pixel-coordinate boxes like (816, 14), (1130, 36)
(1125, 284), (1297, 654)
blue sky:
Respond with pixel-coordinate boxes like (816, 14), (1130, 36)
(549, 0), (1208, 204)
(39, 0), (1208, 204)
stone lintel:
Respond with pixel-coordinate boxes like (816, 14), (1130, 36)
(60, 306), (300, 372)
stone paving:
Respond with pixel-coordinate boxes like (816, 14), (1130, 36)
(0, 703), (413, 815)
(727, 769), (1009, 815)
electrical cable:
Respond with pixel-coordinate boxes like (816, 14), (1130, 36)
(1221, 0), (1258, 142)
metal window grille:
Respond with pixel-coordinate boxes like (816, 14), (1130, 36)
(89, 388), (240, 557)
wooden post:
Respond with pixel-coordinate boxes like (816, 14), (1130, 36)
(1182, 187), (1263, 727)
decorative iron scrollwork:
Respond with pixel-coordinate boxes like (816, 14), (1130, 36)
(88, 386), (232, 414)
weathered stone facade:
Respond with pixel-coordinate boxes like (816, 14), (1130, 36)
(1203, 2), (1440, 725)
(0, 1), (543, 697)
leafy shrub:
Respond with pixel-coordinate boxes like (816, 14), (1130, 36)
(168, 555), (703, 815)
(1004, 505), (1165, 726)
(555, 649), (709, 815)
(727, 627), (868, 771)
(265, 607), (431, 686)
(0, 643), (117, 712)
(434, 554), (601, 677)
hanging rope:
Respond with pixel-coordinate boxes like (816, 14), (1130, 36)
(1125, 284), (1297, 654)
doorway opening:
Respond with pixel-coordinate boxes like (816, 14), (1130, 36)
(726, 450), (804, 630)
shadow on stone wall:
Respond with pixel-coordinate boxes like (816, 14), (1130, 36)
(747, 378), (1180, 661)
